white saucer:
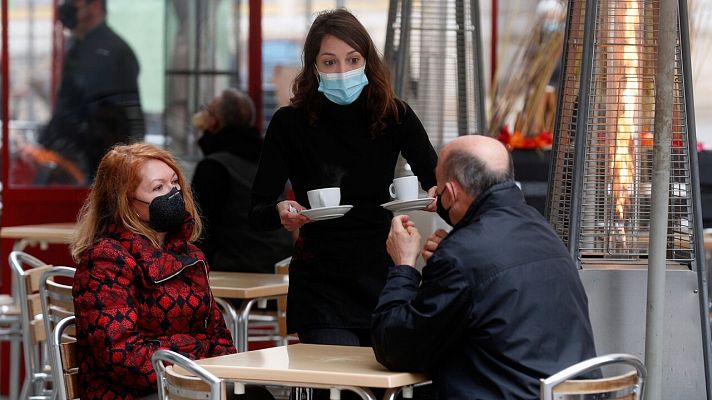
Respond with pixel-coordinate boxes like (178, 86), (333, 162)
(300, 205), (354, 221)
(381, 197), (435, 212)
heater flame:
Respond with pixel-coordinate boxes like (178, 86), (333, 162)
(612, 2), (641, 245)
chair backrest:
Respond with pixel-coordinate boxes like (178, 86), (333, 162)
(152, 349), (224, 400)
(39, 267), (76, 349)
(540, 353), (646, 400)
(9, 250), (54, 397)
(274, 256), (291, 337)
(40, 266), (76, 399)
(50, 316), (78, 400)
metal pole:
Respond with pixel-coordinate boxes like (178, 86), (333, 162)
(567, 0), (597, 261)
(234, 0), (242, 88)
(471, 0), (487, 135)
(2, 0), (10, 196)
(644, 0), (677, 398)
(678, 0), (712, 396)
(383, 0), (398, 66)
(545, 0), (575, 222)
(28, 0), (35, 121)
(248, 0), (263, 131)
(393, 0), (412, 98)
(490, 0), (496, 85)
(455, 0), (468, 136)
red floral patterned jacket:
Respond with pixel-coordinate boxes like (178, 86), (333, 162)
(72, 218), (236, 399)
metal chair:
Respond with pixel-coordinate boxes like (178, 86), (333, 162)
(540, 353), (646, 400)
(49, 316), (77, 400)
(152, 349), (224, 400)
(39, 266), (75, 400)
(9, 251), (55, 400)
(0, 293), (22, 400)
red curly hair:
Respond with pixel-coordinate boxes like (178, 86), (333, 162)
(71, 143), (202, 261)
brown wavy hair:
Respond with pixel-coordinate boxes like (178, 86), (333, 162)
(70, 143), (202, 261)
(290, 8), (402, 136)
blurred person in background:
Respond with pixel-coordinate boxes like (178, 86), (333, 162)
(40, 0), (144, 184)
(192, 88), (293, 273)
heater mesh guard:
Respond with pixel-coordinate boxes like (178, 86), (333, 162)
(547, 0), (696, 263)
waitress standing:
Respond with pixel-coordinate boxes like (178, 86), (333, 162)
(250, 9), (437, 347)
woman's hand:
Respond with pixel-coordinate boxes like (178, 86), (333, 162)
(424, 186), (438, 212)
(276, 200), (309, 232)
(422, 229), (448, 263)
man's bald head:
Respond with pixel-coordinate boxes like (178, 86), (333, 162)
(438, 135), (514, 198)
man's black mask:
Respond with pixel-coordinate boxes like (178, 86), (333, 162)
(436, 190), (453, 227)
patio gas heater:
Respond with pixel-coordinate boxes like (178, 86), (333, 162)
(546, 0), (710, 397)
(384, 0), (487, 148)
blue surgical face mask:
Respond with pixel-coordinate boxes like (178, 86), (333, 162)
(316, 65), (369, 105)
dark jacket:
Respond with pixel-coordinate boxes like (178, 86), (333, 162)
(72, 217), (235, 400)
(249, 95), (438, 332)
(41, 22), (144, 182)
(193, 127), (293, 273)
(371, 182), (598, 400)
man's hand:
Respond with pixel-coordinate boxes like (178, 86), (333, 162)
(276, 200), (309, 232)
(422, 229), (448, 263)
(387, 215), (421, 267)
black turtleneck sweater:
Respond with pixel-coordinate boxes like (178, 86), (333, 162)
(249, 94), (437, 332)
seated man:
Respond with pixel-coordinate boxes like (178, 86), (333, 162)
(371, 135), (598, 399)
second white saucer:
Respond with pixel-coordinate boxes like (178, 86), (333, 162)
(381, 197), (435, 212)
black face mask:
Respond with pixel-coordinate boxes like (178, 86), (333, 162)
(58, 2), (78, 30)
(436, 190), (453, 227)
(137, 187), (186, 233)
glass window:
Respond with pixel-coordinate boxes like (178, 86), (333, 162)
(4, 0), (393, 188)
(7, 0), (58, 187)
(6, 0), (164, 187)
(164, 0), (244, 166)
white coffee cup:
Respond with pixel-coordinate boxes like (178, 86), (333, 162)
(389, 176), (419, 201)
(307, 187), (341, 209)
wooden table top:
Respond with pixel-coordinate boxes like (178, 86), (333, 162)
(0, 223), (76, 243)
(208, 272), (289, 299)
(187, 344), (428, 388)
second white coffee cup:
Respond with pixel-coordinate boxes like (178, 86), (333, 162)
(307, 187), (341, 209)
(389, 176), (419, 201)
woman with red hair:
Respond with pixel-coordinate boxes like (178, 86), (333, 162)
(70, 143), (234, 399)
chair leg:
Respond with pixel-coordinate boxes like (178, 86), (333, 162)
(292, 388), (314, 400)
(10, 335), (20, 400)
(19, 376), (30, 400)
